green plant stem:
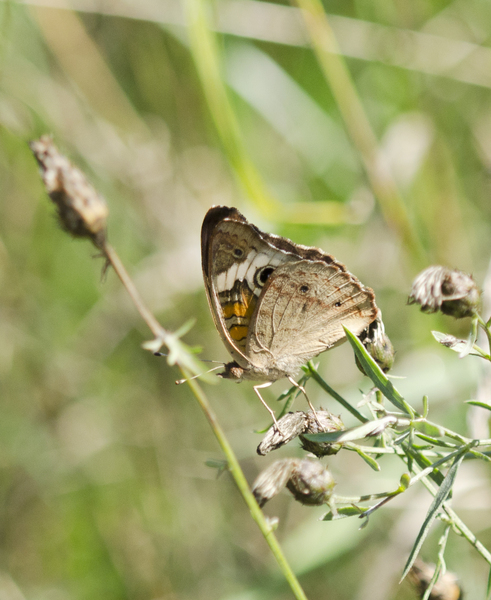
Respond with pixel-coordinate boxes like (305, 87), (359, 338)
(345, 443), (443, 457)
(294, 0), (424, 266)
(104, 237), (307, 598)
(477, 313), (491, 356)
(183, 372), (309, 600)
(306, 363), (368, 422)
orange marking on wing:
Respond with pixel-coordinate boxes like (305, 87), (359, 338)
(222, 302), (249, 319)
(229, 325), (248, 342)
(221, 296), (257, 320)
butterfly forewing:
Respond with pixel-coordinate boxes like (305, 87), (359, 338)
(202, 208), (296, 365)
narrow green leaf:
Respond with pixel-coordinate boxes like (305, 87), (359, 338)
(486, 566), (491, 600)
(406, 447), (445, 486)
(353, 446), (381, 471)
(432, 331), (467, 353)
(344, 327), (414, 416)
(306, 362), (368, 423)
(422, 395), (429, 418)
(466, 400), (491, 411)
(304, 415), (397, 444)
(432, 330), (488, 359)
(400, 451), (465, 582)
(399, 473), (411, 491)
(322, 506), (366, 521)
(173, 318), (197, 338)
(459, 316), (478, 358)
(412, 420), (445, 438)
(414, 433), (456, 448)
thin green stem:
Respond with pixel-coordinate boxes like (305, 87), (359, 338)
(184, 372), (309, 600)
(345, 443), (444, 457)
(307, 363), (368, 423)
(477, 313), (491, 356)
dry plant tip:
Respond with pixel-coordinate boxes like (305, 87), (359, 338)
(257, 410), (344, 456)
(252, 458), (335, 508)
(408, 560), (463, 600)
(408, 266), (480, 319)
(356, 311), (395, 374)
(30, 135), (109, 249)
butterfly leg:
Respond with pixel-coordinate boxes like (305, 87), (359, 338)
(253, 382), (282, 430)
(287, 376), (322, 426)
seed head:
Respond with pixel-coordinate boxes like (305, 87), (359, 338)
(408, 266), (480, 318)
(257, 411), (344, 457)
(408, 560), (462, 600)
(252, 458), (335, 507)
(30, 136), (108, 248)
(356, 311), (395, 374)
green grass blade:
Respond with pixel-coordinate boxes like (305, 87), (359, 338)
(343, 327), (414, 417)
(400, 450), (466, 582)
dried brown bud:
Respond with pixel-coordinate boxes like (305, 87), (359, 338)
(356, 311), (395, 374)
(286, 458), (335, 506)
(252, 458), (335, 507)
(408, 266), (480, 318)
(30, 136), (108, 248)
(408, 560), (463, 600)
(299, 411), (344, 457)
(257, 411), (344, 457)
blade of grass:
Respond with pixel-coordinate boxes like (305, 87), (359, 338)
(305, 362), (369, 423)
(400, 449), (466, 582)
(343, 327), (414, 417)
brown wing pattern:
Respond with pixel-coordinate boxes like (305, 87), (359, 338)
(247, 260), (377, 370)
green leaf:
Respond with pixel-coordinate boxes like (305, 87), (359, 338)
(459, 315), (479, 358)
(432, 331), (467, 353)
(353, 446), (380, 471)
(400, 450), (466, 582)
(466, 400), (491, 411)
(422, 395), (429, 418)
(343, 327), (414, 416)
(399, 473), (411, 491)
(414, 433), (456, 448)
(431, 330), (488, 359)
(304, 415), (397, 444)
(411, 420), (445, 438)
(322, 506), (366, 521)
(306, 362), (368, 423)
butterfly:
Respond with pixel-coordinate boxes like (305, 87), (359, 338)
(201, 205), (379, 423)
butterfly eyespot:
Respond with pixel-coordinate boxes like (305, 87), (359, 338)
(233, 248), (244, 257)
(254, 266), (275, 287)
(335, 301), (342, 307)
(299, 285), (309, 293)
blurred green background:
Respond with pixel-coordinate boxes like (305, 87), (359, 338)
(1, 0), (491, 598)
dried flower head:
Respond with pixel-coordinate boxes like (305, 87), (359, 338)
(30, 136), (108, 248)
(252, 458), (335, 507)
(356, 311), (394, 374)
(408, 560), (462, 600)
(257, 411), (344, 457)
(408, 266), (480, 318)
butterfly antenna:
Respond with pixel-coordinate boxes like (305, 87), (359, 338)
(154, 352), (223, 364)
(175, 365), (223, 385)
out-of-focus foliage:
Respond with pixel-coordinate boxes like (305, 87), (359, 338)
(0, 1), (490, 599)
